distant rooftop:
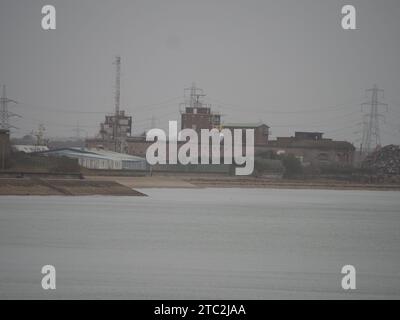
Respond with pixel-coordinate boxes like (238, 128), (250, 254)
(12, 145), (49, 153)
(222, 122), (269, 128)
(294, 132), (324, 140)
(268, 138), (355, 150)
(37, 147), (146, 162)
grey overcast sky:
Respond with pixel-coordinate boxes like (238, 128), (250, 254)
(0, 0), (399, 146)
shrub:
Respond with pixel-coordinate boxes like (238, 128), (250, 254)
(253, 157), (284, 176)
(280, 154), (303, 178)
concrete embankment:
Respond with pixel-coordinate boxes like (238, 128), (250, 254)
(86, 175), (198, 188)
(186, 177), (400, 191)
(0, 178), (146, 196)
(86, 175), (400, 191)
(2, 175), (400, 194)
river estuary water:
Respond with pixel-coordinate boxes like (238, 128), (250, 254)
(0, 188), (399, 299)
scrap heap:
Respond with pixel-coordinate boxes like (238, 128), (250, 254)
(362, 145), (400, 175)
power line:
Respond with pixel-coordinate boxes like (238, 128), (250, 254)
(15, 96), (182, 114)
(20, 115), (98, 128)
(204, 96), (362, 114)
(270, 111), (359, 128)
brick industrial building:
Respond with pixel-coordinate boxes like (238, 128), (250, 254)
(222, 123), (270, 146)
(180, 84), (221, 133)
(99, 110), (132, 140)
(260, 131), (355, 166)
(86, 84), (355, 167)
(87, 85), (270, 159)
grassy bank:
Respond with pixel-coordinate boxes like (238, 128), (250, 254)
(0, 178), (146, 196)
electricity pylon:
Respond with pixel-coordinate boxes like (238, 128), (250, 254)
(0, 85), (20, 130)
(360, 85), (388, 153)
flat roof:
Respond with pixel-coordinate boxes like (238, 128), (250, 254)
(223, 122), (269, 128)
(37, 147), (146, 162)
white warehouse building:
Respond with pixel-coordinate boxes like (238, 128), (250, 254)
(38, 147), (148, 171)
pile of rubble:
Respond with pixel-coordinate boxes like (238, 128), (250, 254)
(362, 145), (400, 175)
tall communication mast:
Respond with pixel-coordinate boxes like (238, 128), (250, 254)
(360, 85), (388, 153)
(96, 57), (131, 152)
(0, 85), (19, 130)
(113, 56), (122, 152)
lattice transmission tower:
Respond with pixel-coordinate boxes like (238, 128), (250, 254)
(0, 85), (20, 130)
(360, 85), (388, 153)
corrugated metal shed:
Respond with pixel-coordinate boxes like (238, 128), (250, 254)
(13, 145), (49, 153)
(37, 148), (148, 171)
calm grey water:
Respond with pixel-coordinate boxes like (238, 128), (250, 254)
(0, 188), (399, 299)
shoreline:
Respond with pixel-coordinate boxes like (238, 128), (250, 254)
(186, 178), (400, 191)
(87, 175), (400, 192)
(1, 175), (400, 195)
